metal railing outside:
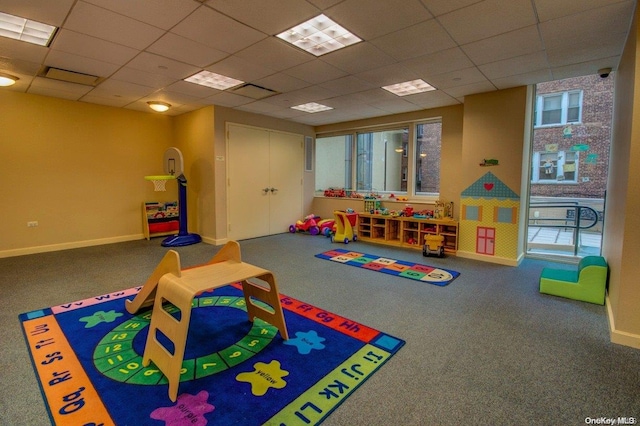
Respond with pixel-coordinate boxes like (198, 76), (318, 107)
(528, 202), (601, 256)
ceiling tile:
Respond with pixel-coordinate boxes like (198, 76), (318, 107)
(402, 47), (475, 78)
(204, 55), (276, 83)
(82, 0), (199, 30)
(50, 30), (139, 66)
(437, 0), (537, 45)
(63, 1), (165, 50)
(491, 68), (553, 89)
(533, 0), (630, 22)
(234, 38), (314, 73)
(356, 63), (420, 87)
(110, 67), (176, 89)
(320, 42), (396, 74)
(164, 80), (220, 99)
(125, 52), (200, 80)
(0, 38), (48, 64)
(252, 73), (310, 93)
(202, 91), (254, 108)
(479, 51), (549, 79)
(44, 50), (121, 78)
(326, 0), (432, 40)
(147, 33), (228, 68)
(0, 0), (76, 26)
(171, 6), (267, 54)
(461, 25), (543, 66)
(370, 19), (456, 61)
(442, 80), (498, 98)
(426, 67), (489, 90)
(88, 78), (155, 100)
(206, 0), (320, 35)
(539, 1), (633, 49)
(318, 75), (377, 94)
(29, 76), (93, 96)
(283, 59), (348, 84)
(419, 0), (485, 17)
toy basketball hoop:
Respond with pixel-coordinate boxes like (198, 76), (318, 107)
(144, 147), (201, 247)
(145, 175), (176, 192)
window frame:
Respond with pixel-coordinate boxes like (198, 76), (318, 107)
(530, 150), (579, 184)
(535, 90), (583, 127)
(315, 118), (442, 201)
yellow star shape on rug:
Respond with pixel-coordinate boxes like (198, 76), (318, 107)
(236, 360), (289, 396)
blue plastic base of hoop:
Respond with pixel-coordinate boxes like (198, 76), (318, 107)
(161, 233), (202, 247)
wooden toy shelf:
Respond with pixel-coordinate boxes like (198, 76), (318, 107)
(357, 213), (458, 254)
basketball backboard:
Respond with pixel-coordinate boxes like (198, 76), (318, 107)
(163, 147), (184, 176)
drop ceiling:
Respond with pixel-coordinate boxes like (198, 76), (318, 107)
(0, 0), (634, 126)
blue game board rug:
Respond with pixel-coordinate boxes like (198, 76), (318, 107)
(19, 282), (404, 425)
(315, 248), (460, 287)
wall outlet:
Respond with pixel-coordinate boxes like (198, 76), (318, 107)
(27, 221), (38, 227)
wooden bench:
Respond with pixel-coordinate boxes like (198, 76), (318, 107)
(126, 240), (288, 401)
(539, 255), (608, 305)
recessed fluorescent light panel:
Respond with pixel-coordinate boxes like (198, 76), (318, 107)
(184, 70), (244, 90)
(382, 79), (436, 96)
(0, 12), (57, 46)
(277, 14), (361, 56)
(291, 102), (333, 113)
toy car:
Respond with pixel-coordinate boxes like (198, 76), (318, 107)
(317, 219), (335, 237)
(423, 235), (445, 257)
(289, 214), (321, 235)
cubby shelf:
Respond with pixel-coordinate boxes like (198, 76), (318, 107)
(357, 213), (458, 253)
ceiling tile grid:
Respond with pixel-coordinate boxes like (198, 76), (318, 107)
(0, 0), (634, 124)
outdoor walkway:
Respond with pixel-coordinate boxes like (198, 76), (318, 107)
(527, 227), (602, 257)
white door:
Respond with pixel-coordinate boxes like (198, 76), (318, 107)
(227, 124), (302, 241)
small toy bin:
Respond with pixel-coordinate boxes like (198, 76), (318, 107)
(332, 210), (358, 244)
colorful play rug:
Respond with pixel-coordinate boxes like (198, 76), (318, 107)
(19, 283), (404, 425)
(315, 248), (460, 287)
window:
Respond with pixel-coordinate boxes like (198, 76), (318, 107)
(531, 151), (578, 183)
(414, 121), (441, 195)
(535, 91), (582, 126)
(315, 119), (442, 198)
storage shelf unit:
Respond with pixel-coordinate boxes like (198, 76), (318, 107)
(357, 213), (458, 253)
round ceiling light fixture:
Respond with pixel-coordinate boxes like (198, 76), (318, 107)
(0, 72), (19, 87)
(147, 101), (171, 112)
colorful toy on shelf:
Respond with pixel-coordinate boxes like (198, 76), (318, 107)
(289, 214), (322, 235)
(403, 205), (414, 217)
(423, 235), (445, 257)
(331, 210), (358, 244)
(323, 187), (346, 197)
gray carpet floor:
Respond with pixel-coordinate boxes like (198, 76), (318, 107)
(1, 233), (638, 425)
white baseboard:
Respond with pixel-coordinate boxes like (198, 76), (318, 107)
(201, 236), (227, 246)
(456, 250), (522, 266)
(0, 234), (145, 258)
(606, 294), (640, 349)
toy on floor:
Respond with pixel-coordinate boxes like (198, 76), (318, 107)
(317, 219), (335, 237)
(539, 255), (608, 305)
(144, 147), (201, 247)
(289, 214), (322, 235)
(423, 234), (445, 257)
(331, 209), (358, 244)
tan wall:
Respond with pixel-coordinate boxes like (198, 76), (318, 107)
(603, 6), (640, 347)
(173, 107), (216, 241)
(458, 86), (529, 263)
(0, 91), (174, 257)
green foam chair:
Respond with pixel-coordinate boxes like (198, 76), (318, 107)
(539, 256), (608, 305)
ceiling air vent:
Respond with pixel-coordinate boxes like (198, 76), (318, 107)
(42, 67), (103, 86)
(230, 83), (279, 100)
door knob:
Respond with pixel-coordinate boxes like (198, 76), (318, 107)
(270, 187), (278, 193)
(262, 187), (270, 193)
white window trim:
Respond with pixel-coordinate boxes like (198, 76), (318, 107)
(531, 151), (579, 184)
(535, 90), (583, 128)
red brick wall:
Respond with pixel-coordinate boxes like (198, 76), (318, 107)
(531, 74), (614, 198)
